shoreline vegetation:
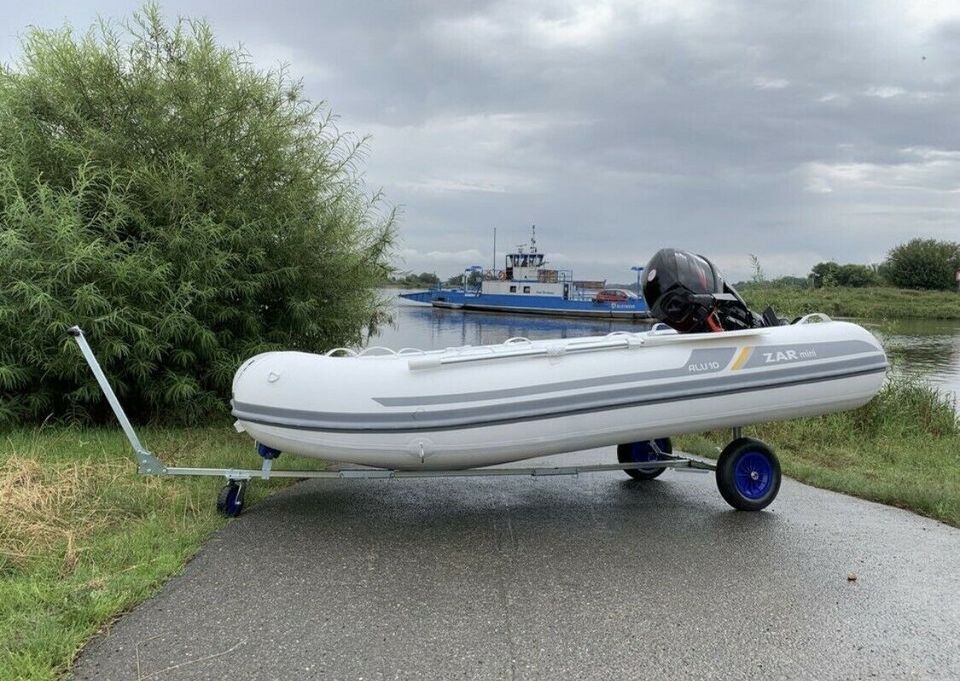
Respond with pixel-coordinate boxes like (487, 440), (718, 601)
(741, 285), (960, 321)
(383, 281), (960, 320)
(383, 282), (434, 290)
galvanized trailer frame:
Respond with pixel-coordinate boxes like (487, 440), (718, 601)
(70, 326), (782, 516)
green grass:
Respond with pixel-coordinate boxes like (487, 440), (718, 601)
(740, 285), (960, 320)
(0, 426), (325, 680)
(679, 378), (960, 525)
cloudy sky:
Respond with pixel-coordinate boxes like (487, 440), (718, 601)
(2, 1), (958, 281)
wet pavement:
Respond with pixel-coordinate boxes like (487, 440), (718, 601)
(73, 448), (960, 680)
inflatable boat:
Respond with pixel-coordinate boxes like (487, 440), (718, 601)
(223, 249), (889, 514)
(232, 316), (886, 470)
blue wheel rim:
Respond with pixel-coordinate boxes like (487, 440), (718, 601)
(733, 451), (773, 499)
(628, 439), (669, 462)
(257, 442), (281, 460)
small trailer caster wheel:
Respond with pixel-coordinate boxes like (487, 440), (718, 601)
(216, 480), (246, 517)
(716, 438), (781, 511)
(617, 438), (672, 480)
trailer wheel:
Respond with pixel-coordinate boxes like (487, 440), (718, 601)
(216, 480), (246, 517)
(716, 438), (781, 511)
(618, 438), (671, 480)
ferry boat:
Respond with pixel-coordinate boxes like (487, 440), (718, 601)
(400, 228), (653, 320)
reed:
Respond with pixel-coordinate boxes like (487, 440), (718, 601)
(740, 285), (960, 320)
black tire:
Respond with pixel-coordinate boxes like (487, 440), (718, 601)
(715, 437), (781, 511)
(618, 438), (672, 480)
(216, 481), (245, 517)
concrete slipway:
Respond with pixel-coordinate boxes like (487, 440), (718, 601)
(73, 449), (960, 680)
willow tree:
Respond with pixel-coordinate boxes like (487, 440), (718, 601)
(0, 6), (395, 423)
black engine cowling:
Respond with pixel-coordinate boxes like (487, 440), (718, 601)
(642, 248), (776, 333)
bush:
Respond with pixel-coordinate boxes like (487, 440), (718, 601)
(811, 261), (879, 287)
(885, 239), (960, 290)
(0, 6), (395, 424)
(837, 263), (880, 287)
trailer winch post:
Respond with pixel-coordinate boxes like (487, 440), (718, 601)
(67, 326), (167, 476)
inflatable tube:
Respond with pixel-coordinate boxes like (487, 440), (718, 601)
(232, 318), (887, 470)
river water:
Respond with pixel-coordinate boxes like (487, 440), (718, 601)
(370, 291), (960, 403)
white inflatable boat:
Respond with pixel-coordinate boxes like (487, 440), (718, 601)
(68, 248), (890, 516)
(232, 315), (887, 471)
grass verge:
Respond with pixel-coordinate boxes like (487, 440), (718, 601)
(740, 285), (960, 320)
(0, 426), (325, 680)
(679, 378), (960, 526)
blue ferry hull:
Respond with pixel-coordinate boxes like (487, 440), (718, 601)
(400, 289), (653, 320)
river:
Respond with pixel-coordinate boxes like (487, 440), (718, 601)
(370, 290), (960, 403)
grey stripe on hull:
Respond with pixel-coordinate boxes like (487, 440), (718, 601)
(739, 342), (869, 369)
(376, 347), (736, 407)
(374, 340), (879, 407)
(232, 357), (887, 433)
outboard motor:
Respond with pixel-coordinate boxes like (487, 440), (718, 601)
(642, 248), (780, 333)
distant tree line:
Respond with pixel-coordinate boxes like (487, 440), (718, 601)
(742, 238), (960, 291)
(387, 272), (440, 288)
(395, 239), (960, 294)
(387, 271), (486, 289)
(446, 271), (483, 288)
(810, 262), (880, 288)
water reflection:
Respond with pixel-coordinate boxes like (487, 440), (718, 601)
(865, 319), (960, 397)
(371, 292), (960, 400)
(373, 302), (652, 350)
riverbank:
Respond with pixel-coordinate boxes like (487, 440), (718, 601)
(382, 283), (960, 319)
(741, 285), (960, 320)
(380, 281), (439, 290)
(0, 427), (325, 680)
(680, 378), (960, 527)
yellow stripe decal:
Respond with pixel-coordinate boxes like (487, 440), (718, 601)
(731, 347), (753, 370)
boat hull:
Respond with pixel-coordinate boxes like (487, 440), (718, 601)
(232, 321), (887, 470)
(400, 289), (654, 320)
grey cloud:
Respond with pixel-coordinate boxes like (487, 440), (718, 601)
(2, 0), (958, 281)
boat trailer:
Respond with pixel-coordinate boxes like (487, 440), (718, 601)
(69, 326), (781, 517)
